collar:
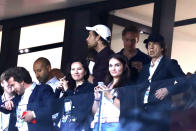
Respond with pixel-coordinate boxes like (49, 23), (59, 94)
(25, 82), (36, 93)
(150, 55), (163, 67)
(46, 77), (59, 84)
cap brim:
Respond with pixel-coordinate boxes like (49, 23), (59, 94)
(143, 39), (149, 44)
(86, 27), (93, 31)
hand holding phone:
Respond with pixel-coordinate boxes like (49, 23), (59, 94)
(22, 111), (37, 124)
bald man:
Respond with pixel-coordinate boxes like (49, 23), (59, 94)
(33, 58), (62, 130)
(33, 57), (51, 84)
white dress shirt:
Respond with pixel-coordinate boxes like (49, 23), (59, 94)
(15, 82), (36, 131)
(144, 56), (163, 104)
(0, 94), (13, 131)
(46, 77), (60, 93)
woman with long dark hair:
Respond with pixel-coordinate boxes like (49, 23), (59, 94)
(91, 54), (130, 131)
(55, 60), (94, 131)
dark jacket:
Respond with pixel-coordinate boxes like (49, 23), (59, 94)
(137, 56), (187, 111)
(55, 81), (94, 130)
(136, 56), (187, 131)
(0, 84), (55, 131)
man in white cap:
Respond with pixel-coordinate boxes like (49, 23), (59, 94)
(86, 24), (114, 84)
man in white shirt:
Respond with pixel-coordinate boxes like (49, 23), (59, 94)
(137, 34), (187, 131)
(33, 57), (64, 93)
(1, 67), (55, 131)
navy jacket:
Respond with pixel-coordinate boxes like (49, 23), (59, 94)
(55, 81), (94, 130)
(135, 56), (187, 131)
(0, 84), (55, 131)
(137, 56), (187, 112)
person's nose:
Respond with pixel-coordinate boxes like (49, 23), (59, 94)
(148, 43), (154, 49)
(110, 66), (115, 71)
(75, 69), (79, 74)
(86, 35), (90, 41)
(35, 72), (40, 78)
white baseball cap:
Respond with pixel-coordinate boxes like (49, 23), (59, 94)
(86, 24), (111, 42)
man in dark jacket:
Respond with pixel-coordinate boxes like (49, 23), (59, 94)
(137, 34), (187, 131)
(0, 67), (55, 131)
(117, 26), (151, 82)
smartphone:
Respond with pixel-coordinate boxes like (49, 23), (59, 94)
(98, 82), (104, 87)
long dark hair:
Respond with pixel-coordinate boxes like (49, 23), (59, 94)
(105, 54), (130, 88)
(66, 59), (90, 90)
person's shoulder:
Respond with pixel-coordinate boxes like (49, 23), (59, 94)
(136, 49), (151, 62)
(36, 83), (50, 88)
(116, 48), (124, 55)
(81, 81), (95, 92)
(137, 49), (149, 57)
(83, 81), (94, 86)
(137, 48), (145, 54)
(35, 83), (53, 92)
(83, 81), (96, 90)
(163, 56), (178, 64)
(117, 81), (134, 90)
(101, 47), (114, 55)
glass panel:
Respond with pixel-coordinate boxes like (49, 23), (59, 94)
(172, 24), (196, 74)
(17, 47), (63, 83)
(19, 19), (65, 49)
(111, 24), (148, 54)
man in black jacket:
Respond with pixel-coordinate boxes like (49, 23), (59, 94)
(0, 67), (55, 131)
(137, 34), (187, 131)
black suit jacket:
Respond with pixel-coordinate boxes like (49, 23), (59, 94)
(1, 84), (55, 131)
(137, 56), (187, 112)
(136, 56), (187, 131)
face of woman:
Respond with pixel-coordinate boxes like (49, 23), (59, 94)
(109, 58), (124, 79)
(71, 62), (86, 82)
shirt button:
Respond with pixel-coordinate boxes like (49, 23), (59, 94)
(72, 106), (75, 109)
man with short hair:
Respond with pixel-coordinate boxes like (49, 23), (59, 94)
(86, 24), (114, 84)
(0, 67), (55, 131)
(33, 57), (51, 84)
(118, 26), (151, 82)
(137, 34), (187, 131)
(33, 58), (63, 130)
(33, 57), (62, 92)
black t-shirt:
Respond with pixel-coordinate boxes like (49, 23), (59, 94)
(117, 48), (151, 82)
(93, 47), (114, 84)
